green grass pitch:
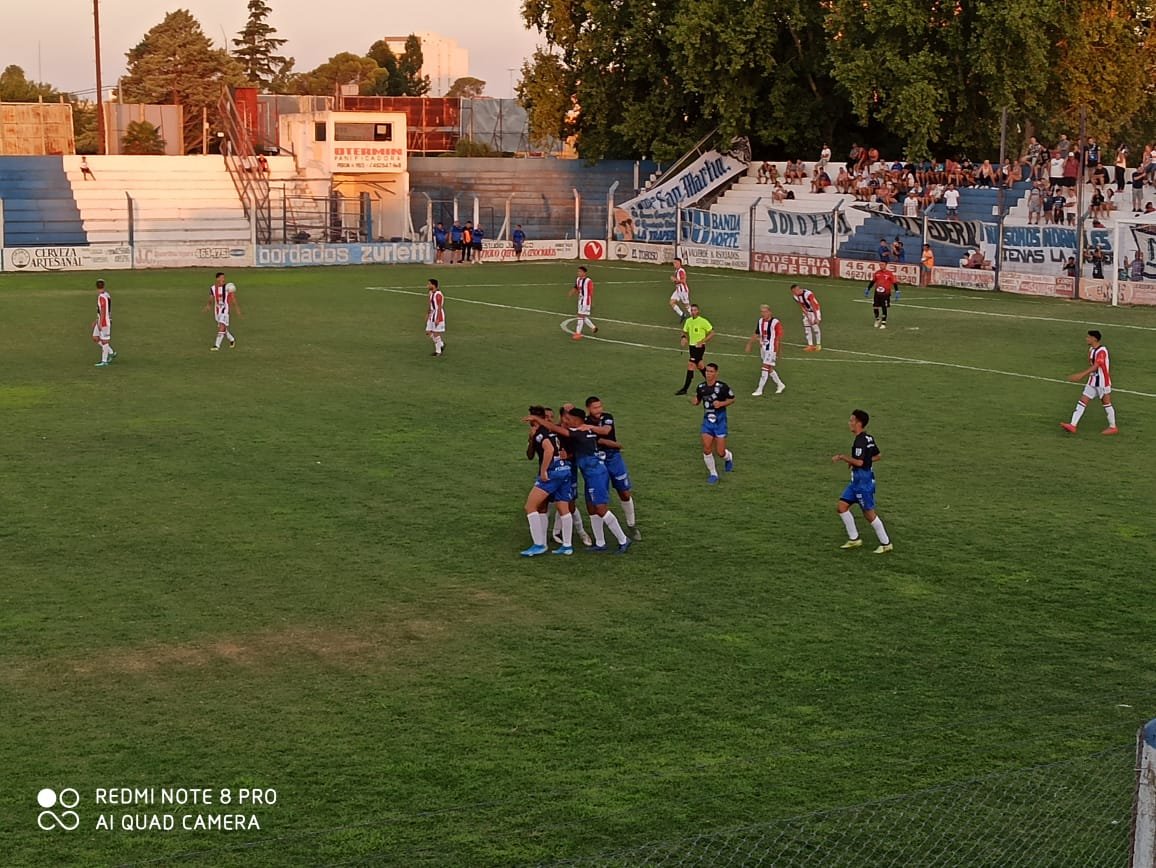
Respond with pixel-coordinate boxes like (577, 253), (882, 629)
(3, 261), (1155, 865)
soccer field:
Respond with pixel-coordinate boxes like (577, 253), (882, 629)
(4, 261), (1155, 865)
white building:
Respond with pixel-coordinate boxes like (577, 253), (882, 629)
(383, 32), (470, 98)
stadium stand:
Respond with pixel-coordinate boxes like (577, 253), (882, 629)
(0, 156), (88, 246)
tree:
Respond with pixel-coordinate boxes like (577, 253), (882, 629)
(121, 120), (166, 154)
(232, 0), (293, 92)
(397, 35), (430, 96)
(446, 76), (486, 99)
(73, 103), (100, 155)
(292, 52), (379, 96)
(364, 36), (430, 96)
(122, 10), (247, 153)
(517, 51), (573, 148)
(0, 64), (64, 102)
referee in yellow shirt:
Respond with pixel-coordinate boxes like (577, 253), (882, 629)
(676, 304), (714, 394)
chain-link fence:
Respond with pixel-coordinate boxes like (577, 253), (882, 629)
(545, 745), (1134, 867)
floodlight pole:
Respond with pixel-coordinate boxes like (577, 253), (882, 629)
(993, 107), (1008, 292)
(93, 0), (106, 154)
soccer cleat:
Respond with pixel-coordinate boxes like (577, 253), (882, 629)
(1060, 422), (1078, 434)
(775, 383), (786, 394)
(571, 333), (583, 341)
(591, 325), (599, 334)
(840, 539), (863, 549)
(94, 361), (109, 367)
(707, 474), (719, 485)
(879, 323), (887, 329)
(751, 390), (763, 397)
(814, 345), (821, 352)
(551, 546), (575, 556)
(675, 388), (688, 395)
(803, 345), (817, 352)
(631, 526), (642, 542)
(724, 457), (734, 472)
(590, 544), (609, 552)
(1102, 426), (1119, 435)
(873, 321), (881, 328)
(874, 543), (894, 554)
(431, 351), (440, 356)
(228, 339), (236, 348)
(519, 544), (549, 557)
(615, 539), (633, 555)
(679, 313), (688, 323)
(108, 351), (118, 361)
(578, 531), (593, 547)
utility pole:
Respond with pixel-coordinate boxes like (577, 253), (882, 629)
(1075, 106), (1087, 301)
(93, 0), (106, 154)
(993, 107), (1008, 292)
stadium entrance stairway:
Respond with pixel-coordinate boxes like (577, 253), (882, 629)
(0, 156), (87, 246)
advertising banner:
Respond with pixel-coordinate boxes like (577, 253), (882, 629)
(838, 259), (922, 285)
(608, 241), (674, 265)
(331, 145), (405, 173)
(478, 239), (578, 263)
(255, 242), (433, 268)
(612, 150), (748, 244)
(1118, 280), (1156, 306)
(678, 208), (748, 270)
(581, 240), (606, 261)
(679, 244), (748, 270)
(928, 267), (996, 290)
(999, 272), (1075, 298)
(134, 243), (253, 269)
(750, 252), (834, 278)
(3, 244), (131, 272)
(753, 207), (850, 257)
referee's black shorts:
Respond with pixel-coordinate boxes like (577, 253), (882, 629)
(688, 345), (706, 364)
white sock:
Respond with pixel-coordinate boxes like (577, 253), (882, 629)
(602, 511), (628, 545)
(225, 330), (235, 342)
(803, 324), (814, 346)
(215, 332), (224, 348)
(723, 450), (733, 462)
(435, 337), (444, 352)
(560, 512), (574, 547)
(870, 517), (890, 545)
(590, 514), (606, 546)
(813, 325), (821, 345)
(572, 507), (587, 535)
(101, 344), (110, 362)
(703, 453), (718, 475)
(527, 512), (547, 547)
(672, 305), (684, 319)
(575, 318), (584, 335)
(621, 498), (636, 527)
(585, 317), (597, 332)
(1105, 404), (1117, 427)
(1070, 403), (1087, 426)
(756, 370), (769, 392)
(770, 372), (784, 388)
(840, 511), (859, 539)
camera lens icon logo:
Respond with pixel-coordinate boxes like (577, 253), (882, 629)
(37, 788), (80, 831)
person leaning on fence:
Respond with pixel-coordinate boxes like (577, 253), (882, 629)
(1131, 251), (1144, 282)
(920, 244), (934, 286)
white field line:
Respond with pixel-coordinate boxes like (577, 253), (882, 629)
(368, 286), (1156, 398)
(852, 299), (1156, 332)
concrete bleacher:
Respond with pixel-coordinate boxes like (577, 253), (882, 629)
(0, 156), (87, 246)
(407, 157), (659, 241)
(63, 155), (262, 243)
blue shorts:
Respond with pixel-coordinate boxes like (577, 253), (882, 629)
(603, 451), (631, 494)
(840, 481), (876, 512)
(535, 463), (574, 501)
(701, 411), (728, 439)
(578, 457), (611, 506)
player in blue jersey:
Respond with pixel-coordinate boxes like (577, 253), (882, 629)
(584, 396), (640, 541)
(832, 409), (893, 553)
(522, 407), (577, 556)
(527, 409), (592, 548)
(432, 222), (448, 263)
(512, 224), (526, 261)
(692, 363), (735, 484)
(529, 406), (632, 553)
(449, 220), (464, 263)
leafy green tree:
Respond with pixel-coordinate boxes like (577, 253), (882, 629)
(446, 76), (486, 99)
(0, 64), (63, 101)
(517, 51), (573, 148)
(232, 0), (293, 92)
(73, 103), (100, 155)
(364, 36), (430, 96)
(121, 120), (166, 154)
(292, 52), (379, 96)
(122, 10), (247, 153)
(397, 35), (430, 96)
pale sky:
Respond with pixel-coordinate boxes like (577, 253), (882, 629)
(0, 0), (542, 99)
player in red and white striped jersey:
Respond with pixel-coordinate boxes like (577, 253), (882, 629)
(669, 257), (691, 321)
(568, 266), (599, 340)
(1062, 330), (1118, 435)
(425, 278), (446, 356)
(791, 284), (822, 351)
(90, 279), (117, 367)
(744, 305), (786, 396)
(202, 272), (243, 351)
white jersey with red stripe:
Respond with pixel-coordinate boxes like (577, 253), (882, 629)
(210, 283), (236, 324)
(1083, 345), (1112, 398)
(575, 276), (594, 314)
(670, 266), (690, 304)
(755, 316), (783, 364)
(93, 290), (112, 341)
(426, 289), (446, 332)
(793, 288), (821, 322)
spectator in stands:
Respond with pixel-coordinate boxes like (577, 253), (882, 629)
(1086, 244), (1106, 279)
(1084, 137), (1101, 175)
(1049, 151), (1065, 189)
(877, 180), (897, 206)
(1147, 145), (1156, 183)
(785, 159), (805, 184)
(1056, 134), (1071, 156)
(1131, 250), (1145, 281)
(835, 165), (853, 194)
(772, 183), (788, 203)
(256, 154), (269, 175)
(976, 160), (996, 188)
(1026, 182), (1044, 225)
(902, 190), (920, 217)
(848, 143), (863, 170)
(1145, 202), (1155, 214)
(855, 170), (872, 201)
(471, 224), (484, 263)
(964, 249), (987, 269)
(757, 161), (773, 184)
(462, 222), (474, 263)
(892, 238), (906, 263)
(818, 144), (831, 170)
(1026, 136), (1045, 180)
(1049, 187), (1066, 225)
(1064, 188), (1077, 226)
(1133, 166), (1147, 213)
(433, 222), (448, 263)
(1062, 255), (1077, 277)
(922, 182), (944, 213)
(1091, 163), (1110, 187)
(1062, 151), (1079, 189)
(1090, 185), (1107, 222)
(512, 224), (526, 261)
(943, 184), (960, 220)
(80, 156), (95, 180)
(878, 238), (891, 263)
(1115, 144), (1129, 193)
(920, 244), (935, 286)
